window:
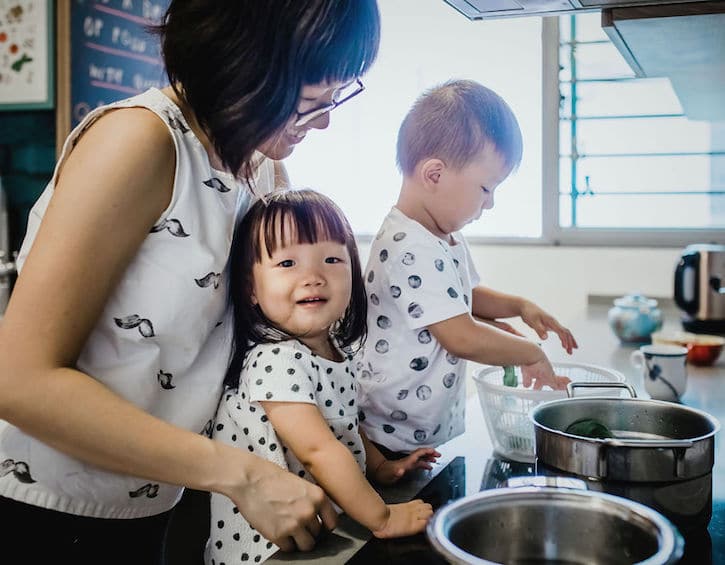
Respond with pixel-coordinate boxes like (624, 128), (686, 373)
(286, 3), (724, 246)
(551, 13), (725, 245)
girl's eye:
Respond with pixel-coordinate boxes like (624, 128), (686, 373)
(325, 257), (343, 264)
(481, 186), (490, 193)
(278, 259), (295, 268)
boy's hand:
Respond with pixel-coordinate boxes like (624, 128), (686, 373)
(372, 448), (441, 485)
(372, 500), (433, 539)
(520, 301), (578, 354)
(521, 358), (570, 391)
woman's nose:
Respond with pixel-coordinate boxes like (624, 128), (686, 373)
(306, 111), (331, 130)
(483, 192), (495, 210)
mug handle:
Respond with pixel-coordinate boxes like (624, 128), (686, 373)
(630, 349), (645, 370)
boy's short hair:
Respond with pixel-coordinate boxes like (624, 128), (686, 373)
(396, 79), (523, 176)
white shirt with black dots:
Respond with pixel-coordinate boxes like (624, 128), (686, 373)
(206, 339), (365, 565)
(356, 207), (480, 453)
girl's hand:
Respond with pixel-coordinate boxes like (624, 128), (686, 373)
(229, 458), (338, 552)
(372, 500), (433, 539)
(520, 357), (571, 391)
(520, 301), (578, 354)
(372, 448), (441, 485)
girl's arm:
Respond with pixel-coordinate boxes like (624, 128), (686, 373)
(262, 401), (432, 538)
(0, 109), (334, 550)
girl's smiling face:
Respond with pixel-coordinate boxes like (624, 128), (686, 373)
(251, 220), (353, 352)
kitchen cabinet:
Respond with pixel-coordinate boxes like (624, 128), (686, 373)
(602, 0), (725, 121)
(266, 304), (725, 563)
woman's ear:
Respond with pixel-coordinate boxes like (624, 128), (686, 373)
(420, 158), (445, 188)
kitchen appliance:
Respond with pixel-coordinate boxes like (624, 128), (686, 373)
(531, 383), (720, 530)
(674, 244), (725, 334)
(427, 479), (684, 565)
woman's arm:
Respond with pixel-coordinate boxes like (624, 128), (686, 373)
(0, 109), (334, 550)
(262, 401), (432, 538)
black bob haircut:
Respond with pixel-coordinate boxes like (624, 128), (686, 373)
(154, 1), (380, 183)
(225, 189), (367, 388)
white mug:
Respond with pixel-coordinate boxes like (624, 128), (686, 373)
(630, 344), (688, 401)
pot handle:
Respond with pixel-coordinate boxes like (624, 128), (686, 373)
(598, 439), (693, 478)
(504, 476), (589, 491)
(566, 381), (637, 398)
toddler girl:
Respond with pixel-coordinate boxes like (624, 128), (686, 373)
(206, 189), (437, 564)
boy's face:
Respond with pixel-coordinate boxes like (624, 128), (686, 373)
(429, 144), (510, 234)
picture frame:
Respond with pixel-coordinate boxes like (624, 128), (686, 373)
(0, 0), (55, 110)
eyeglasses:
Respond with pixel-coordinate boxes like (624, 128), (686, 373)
(293, 78), (365, 128)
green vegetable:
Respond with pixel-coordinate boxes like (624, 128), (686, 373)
(565, 418), (614, 439)
(503, 366), (517, 387)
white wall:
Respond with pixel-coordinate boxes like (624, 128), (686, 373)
(356, 242), (682, 324)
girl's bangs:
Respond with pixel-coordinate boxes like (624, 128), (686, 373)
(259, 197), (350, 259)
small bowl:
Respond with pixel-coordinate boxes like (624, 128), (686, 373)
(652, 331), (725, 366)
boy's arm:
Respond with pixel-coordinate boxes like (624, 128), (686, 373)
(261, 401), (390, 531)
(428, 313), (543, 368)
(471, 286), (577, 354)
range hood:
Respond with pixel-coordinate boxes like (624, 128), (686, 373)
(444, 0), (715, 19)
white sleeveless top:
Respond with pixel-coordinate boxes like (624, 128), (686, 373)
(0, 88), (276, 519)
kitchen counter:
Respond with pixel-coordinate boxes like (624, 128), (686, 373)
(267, 304), (725, 564)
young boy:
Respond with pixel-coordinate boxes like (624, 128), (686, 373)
(357, 80), (578, 455)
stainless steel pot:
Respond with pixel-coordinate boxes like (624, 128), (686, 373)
(427, 480), (684, 564)
(531, 383), (720, 482)
(531, 383), (720, 530)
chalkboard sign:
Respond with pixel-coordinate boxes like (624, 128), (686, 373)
(69, 0), (169, 129)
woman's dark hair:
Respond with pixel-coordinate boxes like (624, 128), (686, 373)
(225, 189), (367, 388)
(154, 1), (380, 183)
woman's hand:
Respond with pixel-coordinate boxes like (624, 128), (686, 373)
(520, 357), (571, 391)
(371, 448), (441, 485)
(520, 301), (578, 354)
(229, 458), (338, 552)
(371, 500), (433, 539)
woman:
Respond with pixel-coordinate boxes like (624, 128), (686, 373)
(0, 1), (380, 563)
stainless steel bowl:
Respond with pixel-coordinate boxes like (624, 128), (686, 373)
(427, 486), (684, 565)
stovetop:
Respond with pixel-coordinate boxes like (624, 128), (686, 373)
(347, 456), (723, 564)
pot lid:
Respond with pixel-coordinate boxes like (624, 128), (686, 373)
(613, 293), (658, 310)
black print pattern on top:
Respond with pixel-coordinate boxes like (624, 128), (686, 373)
(207, 340), (365, 565)
(356, 208), (480, 452)
(157, 370), (175, 390)
(150, 218), (190, 237)
(114, 314), (155, 338)
(195, 272), (221, 289)
(202, 178), (231, 193)
(0, 458), (36, 483)
(129, 483), (159, 499)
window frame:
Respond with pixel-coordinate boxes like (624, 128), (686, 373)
(457, 16), (724, 248)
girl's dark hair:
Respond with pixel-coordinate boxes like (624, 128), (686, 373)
(225, 189), (367, 388)
(154, 1), (380, 183)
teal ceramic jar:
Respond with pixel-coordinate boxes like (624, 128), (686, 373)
(608, 294), (663, 345)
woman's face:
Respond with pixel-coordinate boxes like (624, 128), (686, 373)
(258, 81), (347, 160)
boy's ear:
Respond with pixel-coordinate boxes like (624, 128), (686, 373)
(420, 158), (445, 187)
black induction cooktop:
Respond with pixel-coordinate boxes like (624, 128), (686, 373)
(347, 456), (723, 565)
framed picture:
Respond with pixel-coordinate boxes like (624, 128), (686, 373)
(0, 0), (54, 110)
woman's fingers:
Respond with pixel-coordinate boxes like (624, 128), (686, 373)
(291, 526), (317, 552)
(318, 495), (338, 532)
